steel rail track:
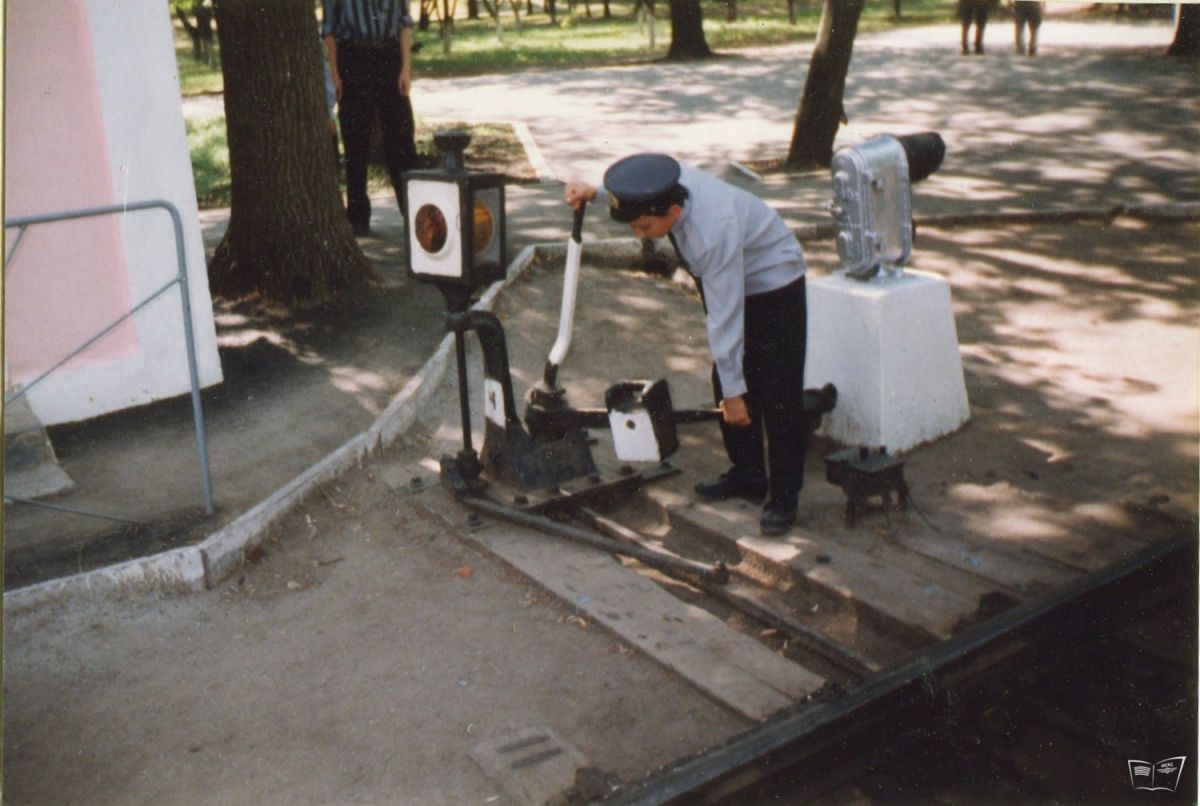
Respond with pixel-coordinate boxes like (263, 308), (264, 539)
(605, 532), (1197, 804)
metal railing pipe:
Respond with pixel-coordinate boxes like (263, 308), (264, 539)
(5, 199), (215, 514)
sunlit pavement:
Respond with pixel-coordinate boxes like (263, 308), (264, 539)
(411, 19), (1196, 241)
(183, 19), (1195, 246)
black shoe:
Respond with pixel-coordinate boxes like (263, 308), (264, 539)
(761, 496), (798, 537)
(694, 472), (767, 503)
(351, 222), (371, 236)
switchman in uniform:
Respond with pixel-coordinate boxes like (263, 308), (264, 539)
(565, 154), (810, 536)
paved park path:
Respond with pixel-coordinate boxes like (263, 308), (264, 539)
(412, 17), (1196, 239)
(180, 16), (1197, 241)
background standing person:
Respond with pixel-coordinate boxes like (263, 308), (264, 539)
(323, 0), (419, 236)
(958, 0), (994, 54)
(564, 154), (810, 537)
(1010, 0), (1045, 55)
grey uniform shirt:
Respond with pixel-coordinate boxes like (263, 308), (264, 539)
(622, 165), (806, 399)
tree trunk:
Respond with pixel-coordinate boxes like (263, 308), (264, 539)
(724, 0), (736, 23)
(210, 0), (375, 306)
(442, 0), (454, 53)
(666, 0), (712, 60)
(786, 0), (863, 169)
(1168, 3), (1200, 56)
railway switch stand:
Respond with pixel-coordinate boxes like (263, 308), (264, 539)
(824, 446), (910, 528)
(400, 131), (839, 581)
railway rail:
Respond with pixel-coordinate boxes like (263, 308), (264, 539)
(599, 528), (1196, 804)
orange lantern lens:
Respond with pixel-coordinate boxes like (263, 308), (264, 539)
(415, 204), (448, 254)
(472, 198), (494, 259)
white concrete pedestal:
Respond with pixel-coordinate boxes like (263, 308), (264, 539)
(805, 270), (969, 453)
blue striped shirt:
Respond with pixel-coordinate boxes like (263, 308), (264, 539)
(322, 0), (413, 41)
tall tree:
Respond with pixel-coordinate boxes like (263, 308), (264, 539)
(209, 0), (376, 305)
(786, 0), (863, 169)
(1167, 3), (1199, 56)
(666, 0), (712, 59)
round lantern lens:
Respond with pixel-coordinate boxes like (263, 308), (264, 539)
(472, 199), (495, 259)
(415, 204), (448, 255)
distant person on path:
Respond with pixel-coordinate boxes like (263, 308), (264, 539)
(322, 0), (419, 236)
(1010, 0), (1044, 55)
(958, 0), (994, 54)
(564, 155), (810, 537)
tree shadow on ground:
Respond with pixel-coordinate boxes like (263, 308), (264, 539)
(872, 219), (1200, 569)
(484, 25), (1195, 215)
(5, 245), (450, 584)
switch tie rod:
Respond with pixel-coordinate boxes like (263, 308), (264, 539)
(461, 495), (729, 586)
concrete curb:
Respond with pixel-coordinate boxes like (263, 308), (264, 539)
(526, 200), (1200, 270)
(3, 244), (541, 610)
(790, 200), (1200, 243)
(199, 432), (373, 586)
(506, 120), (556, 183)
(3, 545), (208, 615)
(364, 244), (538, 451)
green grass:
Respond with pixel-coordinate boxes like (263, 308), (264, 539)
(186, 114), (533, 209)
(175, 0), (959, 93)
(185, 113), (231, 207)
(176, 47), (223, 95)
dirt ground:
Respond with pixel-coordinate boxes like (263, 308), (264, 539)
(4, 216), (1195, 804)
(2, 226), (446, 588)
(912, 219), (1198, 524)
(3, 447), (750, 806)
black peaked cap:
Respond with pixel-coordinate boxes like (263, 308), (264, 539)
(603, 153), (681, 222)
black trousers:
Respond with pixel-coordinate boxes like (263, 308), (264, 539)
(336, 42), (417, 229)
(957, 0), (991, 51)
(711, 276), (808, 503)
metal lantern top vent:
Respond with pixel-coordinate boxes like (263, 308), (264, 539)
(435, 130), (471, 173)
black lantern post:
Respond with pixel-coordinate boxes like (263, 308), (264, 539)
(403, 131), (508, 482)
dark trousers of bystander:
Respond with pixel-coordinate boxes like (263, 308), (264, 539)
(336, 41), (417, 231)
(711, 276), (809, 505)
(1012, 0), (1043, 54)
(957, 0), (992, 53)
